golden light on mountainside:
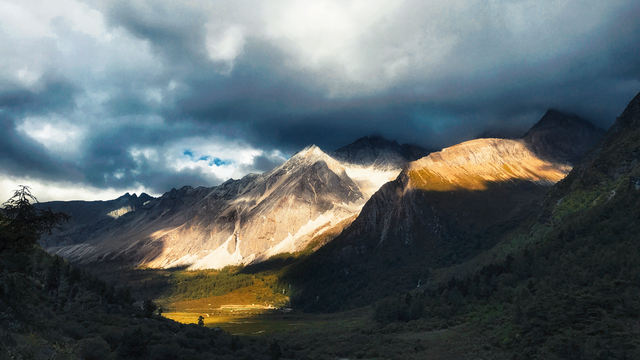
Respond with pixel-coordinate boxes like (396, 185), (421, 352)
(406, 138), (571, 192)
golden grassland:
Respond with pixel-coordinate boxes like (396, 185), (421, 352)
(160, 280), (366, 337)
(160, 279), (288, 311)
(159, 268), (293, 334)
(163, 311), (334, 336)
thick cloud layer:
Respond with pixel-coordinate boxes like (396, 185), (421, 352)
(1, 0), (639, 201)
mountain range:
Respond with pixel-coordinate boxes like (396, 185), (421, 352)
(43, 137), (428, 269)
(43, 110), (603, 278)
(12, 91), (640, 359)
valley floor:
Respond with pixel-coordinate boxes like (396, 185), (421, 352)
(163, 305), (509, 360)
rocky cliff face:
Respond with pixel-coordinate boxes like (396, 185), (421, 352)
(45, 139), (424, 269)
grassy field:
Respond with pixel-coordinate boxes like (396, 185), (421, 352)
(271, 313), (508, 360)
(159, 271), (300, 335)
(164, 310), (333, 336)
(158, 277), (288, 310)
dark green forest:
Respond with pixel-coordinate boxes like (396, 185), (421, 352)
(0, 188), (283, 360)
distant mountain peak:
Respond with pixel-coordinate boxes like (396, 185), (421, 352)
(293, 144), (324, 158)
(349, 135), (401, 148)
(522, 109), (605, 164)
(284, 144), (346, 174)
(529, 109), (600, 132)
(332, 135), (431, 169)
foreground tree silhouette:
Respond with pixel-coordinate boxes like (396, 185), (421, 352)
(0, 186), (69, 254)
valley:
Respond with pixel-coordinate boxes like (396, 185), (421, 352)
(4, 2), (640, 358)
(3, 93), (640, 359)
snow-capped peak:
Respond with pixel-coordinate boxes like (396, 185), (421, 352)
(283, 144), (346, 175)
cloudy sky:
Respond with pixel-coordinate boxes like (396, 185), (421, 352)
(1, 0), (639, 201)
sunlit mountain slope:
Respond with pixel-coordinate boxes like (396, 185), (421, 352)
(44, 139), (426, 269)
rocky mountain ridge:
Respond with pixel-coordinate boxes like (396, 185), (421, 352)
(43, 110), (603, 274)
(405, 138), (570, 192)
(44, 140), (425, 270)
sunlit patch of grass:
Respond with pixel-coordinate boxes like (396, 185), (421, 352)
(158, 275), (288, 311)
(163, 310), (335, 336)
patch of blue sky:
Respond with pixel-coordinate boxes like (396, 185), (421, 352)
(183, 149), (232, 167)
(211, 158), (231, 166)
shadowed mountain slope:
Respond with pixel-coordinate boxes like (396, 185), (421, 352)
(502, 91), (640, 358)
(283, 113), (604, 312)
(542, 96), (640, 210)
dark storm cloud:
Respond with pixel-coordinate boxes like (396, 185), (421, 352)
(251, 155), (283, 173)
(149, 1), (640, 153)
(0, 79), (77, 115)
(0, 114), (80, 182)
(1, 0), (639, 201)
(68, 117), (227, 192)
(0, 77), (82, 182)
(105, 0), (208, 63)
(105, 93), (154, 117)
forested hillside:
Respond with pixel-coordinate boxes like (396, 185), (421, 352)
(373, 92), (640, 358)
(0, 188), (282, 360)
